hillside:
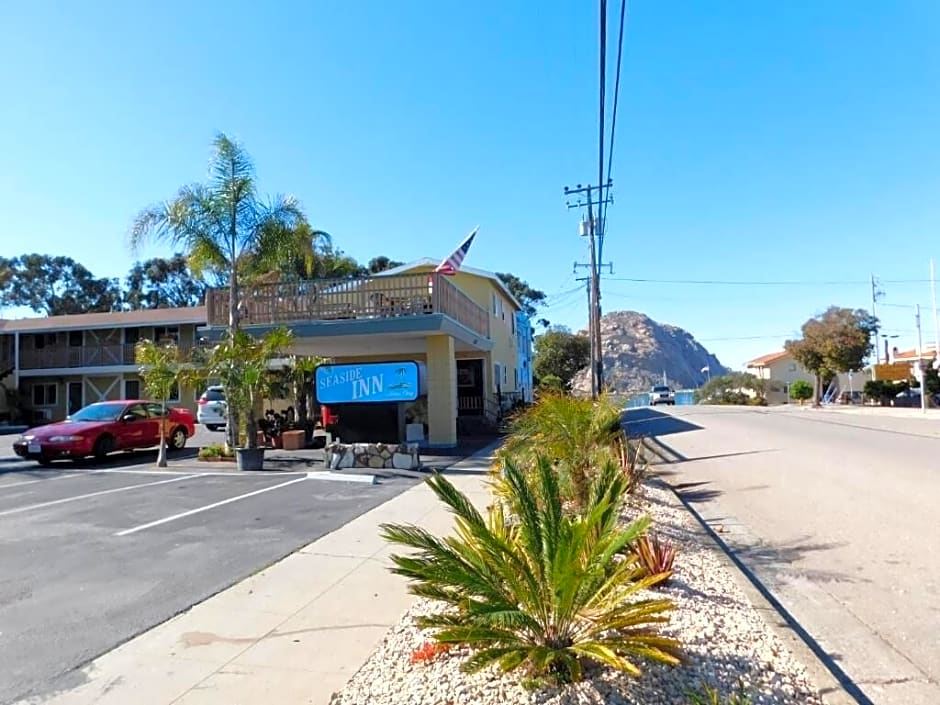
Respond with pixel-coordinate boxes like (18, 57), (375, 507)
(571, 310), (728, 394)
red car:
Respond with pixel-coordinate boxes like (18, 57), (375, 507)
(13, 400), (196, 466)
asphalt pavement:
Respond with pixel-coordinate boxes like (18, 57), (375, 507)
(0, 426), (420, 704)
(634, 405), (940, 705)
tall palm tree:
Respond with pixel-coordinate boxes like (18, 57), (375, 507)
(128, 133), (307, 330)
(129, 133), (308, 446)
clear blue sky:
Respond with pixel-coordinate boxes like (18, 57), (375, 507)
(2, 1), (939, 369)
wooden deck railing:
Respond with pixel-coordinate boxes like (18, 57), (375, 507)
(21, 343), (139, 370)
(205, 273), (491, 339)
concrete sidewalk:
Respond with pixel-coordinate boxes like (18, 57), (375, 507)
(20, 446), (497, 705)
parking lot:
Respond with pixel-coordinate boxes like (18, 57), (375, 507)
(0, 427), (420, 704)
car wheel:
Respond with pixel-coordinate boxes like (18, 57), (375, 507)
(92, 435), (114, 462)
(37, 458), (53, 467)
(206, 424), (220, 432)
(169, 426), (187, 451)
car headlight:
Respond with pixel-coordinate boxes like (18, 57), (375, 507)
(19, 434), (34, 441)
(48, 435), (84, 442)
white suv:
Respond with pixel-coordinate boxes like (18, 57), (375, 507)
(649, 385), (676, 406)
(196, 386), (227, 430)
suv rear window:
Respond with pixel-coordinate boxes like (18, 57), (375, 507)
(202, 389), (225, 402)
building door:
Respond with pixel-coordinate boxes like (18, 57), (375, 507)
(67, 381), (84, 416)
(456, 359), (484, 416)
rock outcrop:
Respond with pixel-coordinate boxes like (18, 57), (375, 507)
(572, 311), (727, 394)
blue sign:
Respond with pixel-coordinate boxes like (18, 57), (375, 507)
(315, 361), (419, 404)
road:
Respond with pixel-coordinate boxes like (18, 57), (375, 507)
(0, 428), (418, 705)
(623, 405), (940, 705)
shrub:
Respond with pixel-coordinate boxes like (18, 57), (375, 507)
(381, 456), (680, 684)
(788, 379), (813, 405)
(410, 641), (451, 665)
(630, 532), (678, 586)
(198, 444), (232, 460)
(495, 394), (630, 511)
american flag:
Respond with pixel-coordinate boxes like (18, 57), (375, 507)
(435, 227), (478, 276)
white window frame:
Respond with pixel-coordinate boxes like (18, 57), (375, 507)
(32, 382), (58, 407)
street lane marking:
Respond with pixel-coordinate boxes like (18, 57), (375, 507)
(0, 473), (83, 490)
(0, 474), (201, 518)
(115, 476), (308, 536)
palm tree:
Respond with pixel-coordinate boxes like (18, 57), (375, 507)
(128, 133), (308, 329)
(128, 133), (308, 447)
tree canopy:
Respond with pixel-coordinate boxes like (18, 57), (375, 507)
(124, 254), (206, 310)
(533, 327), (590, 389)
(496, 272), (547, 320)
(785, 306), (878, 404)
(1, 254), (122, 315)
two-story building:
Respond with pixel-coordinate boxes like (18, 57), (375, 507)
(202, 259), (530, 448)
(0, 260), (534, 447)
(0, 307), (207, 423)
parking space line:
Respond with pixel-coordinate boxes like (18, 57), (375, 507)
(0, 474), (201, 518)
(0, 473), (82, 490)
(115, 476), (308, 536)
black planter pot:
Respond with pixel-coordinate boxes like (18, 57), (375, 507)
(235, 447), (265, 471)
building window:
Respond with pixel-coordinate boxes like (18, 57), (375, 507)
(33, 333), (56, 350)
(153, 326), (179, 345)
(788, 363), (797, 372)
(168, 382), (180, 403)
(124, 327), (141, 345)
(68, 331), (83, 347)
(32, 383), (58, 407)
(124, 379), (141, 400)
(494, 362), (502, 392)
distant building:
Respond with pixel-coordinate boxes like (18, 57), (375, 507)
(745, 350), (864, 404)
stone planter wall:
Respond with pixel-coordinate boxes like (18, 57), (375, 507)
(325, 442), (421, 471)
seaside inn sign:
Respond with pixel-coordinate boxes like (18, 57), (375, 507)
(315, 362), (421, 404)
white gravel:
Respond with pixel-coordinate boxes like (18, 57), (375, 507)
(330, 479), (824, 705)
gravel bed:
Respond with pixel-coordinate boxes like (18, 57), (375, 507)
(330, 479), (824, 705)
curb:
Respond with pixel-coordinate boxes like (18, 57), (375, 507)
(649, 454), (871, 705)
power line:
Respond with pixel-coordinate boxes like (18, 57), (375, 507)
(598, 0), (627, 265)
(604, 276), (933, 286)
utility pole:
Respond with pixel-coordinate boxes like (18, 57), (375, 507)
(565, 182), (612, 398)
(931, 258), (939, 363)
(916, 303), (927, 414)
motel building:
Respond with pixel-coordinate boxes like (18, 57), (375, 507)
(202, 259), (534, 448)
(1, 260), (534, 449)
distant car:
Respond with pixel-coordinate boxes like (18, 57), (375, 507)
(12, 400), (195, 467)
(197, 386), (227, 431)
(649, 385), (676, 406)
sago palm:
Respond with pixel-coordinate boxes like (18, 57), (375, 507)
(381, 456), (680, 684)
(496, 394), (627, 510)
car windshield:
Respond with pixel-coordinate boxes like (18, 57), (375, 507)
(68, 403), (127, 422)
(203, 389), (225, 402)
(652, 386), (670, 392)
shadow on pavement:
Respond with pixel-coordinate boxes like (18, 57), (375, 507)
(622, 407), (703, 439)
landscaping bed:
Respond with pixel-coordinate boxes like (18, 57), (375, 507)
(330, 479), (823, 705)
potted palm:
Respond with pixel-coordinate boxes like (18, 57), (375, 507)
(198, 327), (293, 471)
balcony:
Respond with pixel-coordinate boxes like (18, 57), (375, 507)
(205, 273), (490, 340)
(19, 343), (139, 371)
